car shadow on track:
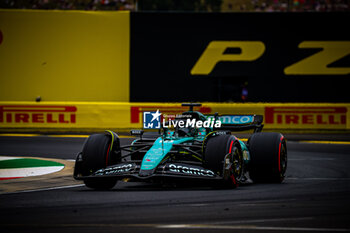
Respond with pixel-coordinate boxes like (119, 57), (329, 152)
(75, 181), (256, 192)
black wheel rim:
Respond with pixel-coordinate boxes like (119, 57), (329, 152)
(231, 145), (243, 180)
(280, 141), (287, 175)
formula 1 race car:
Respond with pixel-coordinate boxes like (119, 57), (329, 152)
(74, 103), (287, 190)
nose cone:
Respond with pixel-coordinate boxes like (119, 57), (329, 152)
(139, 169), (155, 177)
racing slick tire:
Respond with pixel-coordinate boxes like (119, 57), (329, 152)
(204, 135), (243, 188)
(248, 132), (287, 183)
(81, 134), (119, 190)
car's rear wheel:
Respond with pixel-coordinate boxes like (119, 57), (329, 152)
(81, 134), (119, 190)
(204, 134), (243, 188)
(248, 132), (287, 183)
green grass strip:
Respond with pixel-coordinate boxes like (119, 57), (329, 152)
(0, 158), (64, 169)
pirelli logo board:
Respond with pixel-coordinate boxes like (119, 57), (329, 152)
(0, 105), (77, 125)
(0, 102), (349, 131)
(264, 106), (347, 129)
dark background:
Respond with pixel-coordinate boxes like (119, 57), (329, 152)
(130, 12), (350, 102)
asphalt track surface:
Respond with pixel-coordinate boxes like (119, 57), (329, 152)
(0, 135), (350, 233)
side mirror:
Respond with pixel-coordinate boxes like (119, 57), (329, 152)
(130, 130), (144, 138)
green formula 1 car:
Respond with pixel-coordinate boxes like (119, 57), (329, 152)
(74, 103), (287, 190)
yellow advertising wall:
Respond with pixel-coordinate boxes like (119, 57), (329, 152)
(0, 10), (129, 102)
(0, 102), (349, 132)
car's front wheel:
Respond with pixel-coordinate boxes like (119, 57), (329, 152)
(80, 133), (119, 190)
(204, 134), (243, 188)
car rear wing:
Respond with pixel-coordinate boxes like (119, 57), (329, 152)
(206, 114), (264, 132)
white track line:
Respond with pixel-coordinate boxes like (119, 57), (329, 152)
(156, 224), (350, 232)
(205, 217), (314, 225)
(286, 177), (350, 181)
(0, 156), (21, 161)
(0, 166), (64, 178)
(289, 158), (335, 161)
(2, 222), (349, 232)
